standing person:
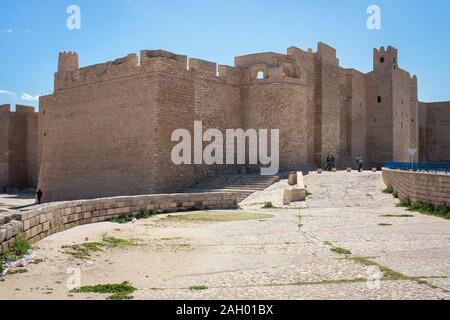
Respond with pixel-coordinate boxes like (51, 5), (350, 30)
(355, 155), (363, 172)
(36, 189), (43, 204)
(325, 155), (331, 171)
(331, 154), (336, 170)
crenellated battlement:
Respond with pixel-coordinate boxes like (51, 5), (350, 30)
(0, 104), (37, 114)
(373, 45), (398, 70)
(54, 49), (245, 91)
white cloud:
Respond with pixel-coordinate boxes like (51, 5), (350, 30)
(0, 89), (16, 96)
(21, 92), (39, 101)
(5, 29), (13, 33)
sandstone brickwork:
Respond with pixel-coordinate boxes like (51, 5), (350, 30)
(382, 168), (450, 207)
(35, 43), (450, 202)
(0, 104), (38, 192)
(0, 191), (238, 250)
(419, 101), (450, 162)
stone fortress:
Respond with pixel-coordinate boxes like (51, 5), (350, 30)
(1, 42), (449, 202)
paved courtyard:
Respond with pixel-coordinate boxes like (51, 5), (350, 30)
(1, 171), (449, 300)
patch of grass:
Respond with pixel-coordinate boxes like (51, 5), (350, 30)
(381, 214), (414, 218)
(262, 202), (276, 209)
(62, 234), (133, 259)
(395, 199), (450, 220)
(163, 212), (273, 222)
(331, 246), (352, 255)
(189, 285), (208, 291)
(109, 210), (157, 224)
(323, 241), (351, 255)
(1, 235), (33, 277)
(366, 193), (374, 199)
(290, 278), (365, 286)
(305, 190), (312, 197)
(70, 281), (136, 300)
(348, 257), (412, 281)
(378, 223), (392, 227)
(397, 198), (411, 208)
(383, 186), (395, 194)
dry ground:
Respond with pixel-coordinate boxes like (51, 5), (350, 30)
(0, 171), (449, 300)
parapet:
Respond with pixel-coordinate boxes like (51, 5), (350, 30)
(316, 42), (339, 65)
(58, 51), (79, 72)
(234, 51), (304, 83)
(0, 104), (37, 114)
(53, 48), (245, 91)
(189, 58), (217, 76)
(373, 45), (398, 70)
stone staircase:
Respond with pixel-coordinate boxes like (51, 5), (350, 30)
(180, 175), (280, 203)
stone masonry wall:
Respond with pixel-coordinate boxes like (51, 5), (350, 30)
(0, 104), (38, 191)
(37, 44), (437, 202)
(382, 168), (450, 207)
(0, 192), (238, 251)
(419, 101), (450, 162)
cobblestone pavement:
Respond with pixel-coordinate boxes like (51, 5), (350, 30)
(1, 171), (449, 300)
(0, 192), (35, 211)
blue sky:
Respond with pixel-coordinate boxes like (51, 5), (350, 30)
(1, 0), (449, 110)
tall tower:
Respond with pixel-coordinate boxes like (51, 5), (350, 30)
(58, 51), (79, 72)
(55, 52), (79, 91)
(366, 46), (419, 167)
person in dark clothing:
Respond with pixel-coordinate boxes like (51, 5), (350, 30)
(355, 155), (363, 172)
(331, 154), (336, 170)
(325, 155), (332, 171)
(36, 189), (43, 204)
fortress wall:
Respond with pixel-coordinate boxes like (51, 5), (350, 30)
(39, 73), (160, 202)
(241, 82), (313, 170)
(41, 52), (245, 201)
(0, 105), (10, 192)
(419, 101), (450, 162)
(418, 102), (428, 161)
(347, 70), (368, 166)
(314, 43), (341, 167)
(392, 70), (418, 162)
(339, 70), (353, 167)
(151, 71), (198, 192)
(148, 59), (244, 193)
(192, 71), (243, 175)
(366, 70), (393, 168)
(0, 105), (37, 191)
(287, 47), (317, 166)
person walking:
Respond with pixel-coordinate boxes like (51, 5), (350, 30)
(36, 189), (43, 204)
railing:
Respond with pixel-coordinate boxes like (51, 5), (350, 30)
(384, 162), (450, 173)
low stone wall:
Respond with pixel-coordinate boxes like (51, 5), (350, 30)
(0, 192), (238, 251)
(382, 168), (450, 207)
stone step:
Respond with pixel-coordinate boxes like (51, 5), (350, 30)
(180, 174), (279, 204)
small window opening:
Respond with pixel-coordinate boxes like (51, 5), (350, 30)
(257, 71), (265, 80)
(377, 96), (382, 103)
(380, 57), (385, 63)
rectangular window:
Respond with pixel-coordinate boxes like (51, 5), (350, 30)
(380, 57), (385, 63)
(377, 96), (382, 103)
